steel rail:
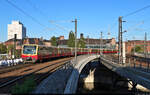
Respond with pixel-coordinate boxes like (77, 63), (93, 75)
(0, 59), (71, 88)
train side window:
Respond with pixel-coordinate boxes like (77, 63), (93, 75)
(48, 47), (53, 54)
(55, 48), (58, 54)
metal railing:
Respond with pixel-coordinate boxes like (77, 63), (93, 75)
(101, 54), (150, 72)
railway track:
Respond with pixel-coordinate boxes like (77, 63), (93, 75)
(0, 57), (72, 75)
(0, 57), (72, 93)
(0, 63), (34, 75)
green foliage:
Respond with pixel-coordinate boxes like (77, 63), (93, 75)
(50, 36), (57, 46)
(77, 36), (85, 48)
(7, 45), (21, 58)
(0, 44), (7, 54)
(15, 50), (21, 58)
(11, 76), (36, 94)
(67, 31), (75, 47)
(131, 45), (144, 53)
(7, 45), (14, 54)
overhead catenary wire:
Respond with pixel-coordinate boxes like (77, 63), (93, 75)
(26, 0), (62, 37)
(5, 0), (52, 30)
(123, 5), (150, 18)
(117, 5), (150, 42)
(26, 0), (74, 32)
(5, 0), (59, 39)
(26, 0), (74, 37)
(125, 21), (144, 32)
(135, 28), (150, 32)
(103, 5), (150, 42)
(50, 21), (73, 32)
(50, 20), (73, 23)
(26, 0), (75, 39)
(108, 4), (150, 38)
(106, 17), (118, 40)
(25, 0), (48, 18)
(110, 19), (118, 30)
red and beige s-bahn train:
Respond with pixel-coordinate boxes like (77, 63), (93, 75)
(21, 44), (117, 63)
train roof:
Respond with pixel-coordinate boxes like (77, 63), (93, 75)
(23, 44), (38, 46)
(22, 44), (116, 50)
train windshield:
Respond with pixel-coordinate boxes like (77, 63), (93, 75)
(23, 45), (37, 54)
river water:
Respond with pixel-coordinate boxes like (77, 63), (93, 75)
(77, 59), (149, 94)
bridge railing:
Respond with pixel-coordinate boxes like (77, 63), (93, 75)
(101, 54), (150, 72)
(127, 57), (150, 72)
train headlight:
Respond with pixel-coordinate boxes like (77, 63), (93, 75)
(32, 58), (36, 63)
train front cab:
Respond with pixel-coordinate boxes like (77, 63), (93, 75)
(21, 44), (38, 63)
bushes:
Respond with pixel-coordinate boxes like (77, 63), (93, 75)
(11, 76), (36, 94)
(131, 45), (144, 53)
(0, 44), (7, 54)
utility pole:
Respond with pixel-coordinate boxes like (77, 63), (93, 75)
(100, 31), (103, 55)
(118, 16), (122, 64)
(13, 34), (17, 59)
(87, 35), (89, 55)
(144, 32), (147, 58)
(72, 19), (77, 63)
(133, 36), (135, 55)
(132, 36), (136, 65)
(118, 16), (126, 64)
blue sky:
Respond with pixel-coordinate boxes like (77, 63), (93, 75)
(0, 0), (150, 42)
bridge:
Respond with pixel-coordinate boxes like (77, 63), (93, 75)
(33, 54), (150, 94)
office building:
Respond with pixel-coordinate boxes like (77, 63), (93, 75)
(8, 21), (26, 40)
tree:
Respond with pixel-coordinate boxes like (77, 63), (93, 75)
(67, 31), (75, 47)
(50, 36), (57, 46)
(15, 49), (21, 58)
(77, 35), (85, 48)
(0, 44), (7, 54)
(131, 45), (144, 53)
(7, 45), (14, 55)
